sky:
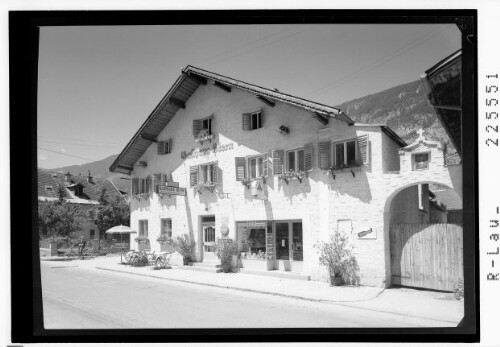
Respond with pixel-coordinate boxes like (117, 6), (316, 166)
(37, 24), (461, 169)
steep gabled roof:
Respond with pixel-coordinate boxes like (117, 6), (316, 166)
(110, 65), (354, 175)
(37, 169), (124, 204)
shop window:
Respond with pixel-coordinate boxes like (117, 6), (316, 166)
(413, 152), (430, 170)
(139, 220), (148, 237)
(240, 228), (267, 260)
(286, 148), (305, 172)
(334, 139), (357, 166)
(161, 218), (172, 237)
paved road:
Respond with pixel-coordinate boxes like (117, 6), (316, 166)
(41, 262), (455, 329)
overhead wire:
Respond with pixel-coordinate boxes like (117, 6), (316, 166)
(38, 147), (99, 163)
(308, 25), (452, 99)
(192, 25), (300, 67)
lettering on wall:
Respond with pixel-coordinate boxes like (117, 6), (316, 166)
(181, 142), (234, 159)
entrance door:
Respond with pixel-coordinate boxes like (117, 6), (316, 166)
(274, 221), (303, 272)
(202, 221), (216, 262)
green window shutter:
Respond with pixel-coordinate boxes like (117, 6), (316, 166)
(190, 166), (198, 187)
(235, 157), (246, 181)
(357, 135), (369, 164)
(167, 138), (173, 154)
(272, 149), (284, 175)
(132, 178), (139, 195)
(304, 143), (313, 171)
(153, 173), (161, 193)
(157, 141), (165, 155)
(193, 119), (202, 137)
(318, 141), (331, 169)
(262, 152), (268, 177)
(242, 113), (251, 130)
(211, 162), (218, 184)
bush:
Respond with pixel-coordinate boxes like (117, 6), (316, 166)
(174, 234), (196, 260)
(215, 238), (238, 264)
(453, 278), (464, 300)
(314, 231), (360, 286)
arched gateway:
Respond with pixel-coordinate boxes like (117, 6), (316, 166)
(380, 132), (463, 290)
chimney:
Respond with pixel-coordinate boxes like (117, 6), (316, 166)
(87, 170), (93, 184)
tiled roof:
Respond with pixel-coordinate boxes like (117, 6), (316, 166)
(37, 169), (124, 204)
(432, 189), (463, 211)
(110, 65), (356, 174)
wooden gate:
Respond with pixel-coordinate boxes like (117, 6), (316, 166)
(390, 223), (463, 291)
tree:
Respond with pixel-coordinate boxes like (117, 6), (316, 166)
(38, 200), (86, 239)
(94, 188), (130, 238)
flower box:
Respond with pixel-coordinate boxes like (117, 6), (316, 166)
(194, 129), (214, 144)
(278, 170), (307, 184)
(196, 181), (216, 194)
(241, 176), (266, 189)
(323, 160), (363, 179)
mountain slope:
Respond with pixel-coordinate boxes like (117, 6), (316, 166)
(335, 80), (459, 164)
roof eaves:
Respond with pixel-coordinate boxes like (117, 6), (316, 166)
(352, 123), (407, 147)
(109, 73), (189, 174)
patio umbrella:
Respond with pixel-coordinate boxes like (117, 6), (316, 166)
(105, 225), (137, 242)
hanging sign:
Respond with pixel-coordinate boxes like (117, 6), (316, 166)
(158, 185), (186, 196)
(167, 181), (179, 188)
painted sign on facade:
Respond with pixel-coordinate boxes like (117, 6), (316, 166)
(158, 185), (187, 196)
(181, 142), (234, 159)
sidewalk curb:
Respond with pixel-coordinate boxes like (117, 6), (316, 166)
(93, 266), (460, 324)
(95, 266), (384, 304)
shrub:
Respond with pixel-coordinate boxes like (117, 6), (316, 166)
(453, 278), (464, 300)
(314, 231), (360, 286)
(174, 234), (196, 260)
(215, 238), (238, 264)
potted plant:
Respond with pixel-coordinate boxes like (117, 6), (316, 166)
(314, 231), (359, 286)
(279, 169), (307, 184)
(195, 129), (214, 144)
(174, 234), (196, 265)
(215, 238), (238, 273)
(196, 181), (216, 194)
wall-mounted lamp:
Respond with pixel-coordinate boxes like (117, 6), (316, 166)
(276, 125), (289, 135)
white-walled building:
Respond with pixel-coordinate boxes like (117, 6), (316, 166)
(110, 66), (462, 287)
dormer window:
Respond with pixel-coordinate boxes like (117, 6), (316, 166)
(74, 186), (83, 197)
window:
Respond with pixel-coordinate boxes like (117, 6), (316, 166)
(334, 139), (357, 166)
(202, 117), (212, 135)
(413, 153), (429, 170)
(193, 116), (214, 138)
(243, 111), (262, 130)
(139, 177), (151, 194)
(139, 220), (148, 237)
(248, 156), (263, 178)
(90, 229), (95, 239)
(157, 139), (172, 155)
(198, 163), (217, 184)
(161, 219), (172, 237)
(286, 148), (305, 172)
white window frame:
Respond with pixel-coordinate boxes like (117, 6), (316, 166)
(198, 163), (215, 184)
(140, 178), (148, 194)
(247, 155), (263, 178)
(412, 152), (430, 171)
(250, 111), (262, 130)
(139, 220), (148, 237)
(161, 218), (172, 237)
(333, 139), (357, 166)
(286, 147), (305, 172)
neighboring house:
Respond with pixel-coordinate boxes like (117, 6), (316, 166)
(37, 169), (125, 240)
(421, 48), (462, 158)
(110, 65), (462, 287)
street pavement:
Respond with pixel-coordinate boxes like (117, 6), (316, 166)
(40, 256), (464, 329)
